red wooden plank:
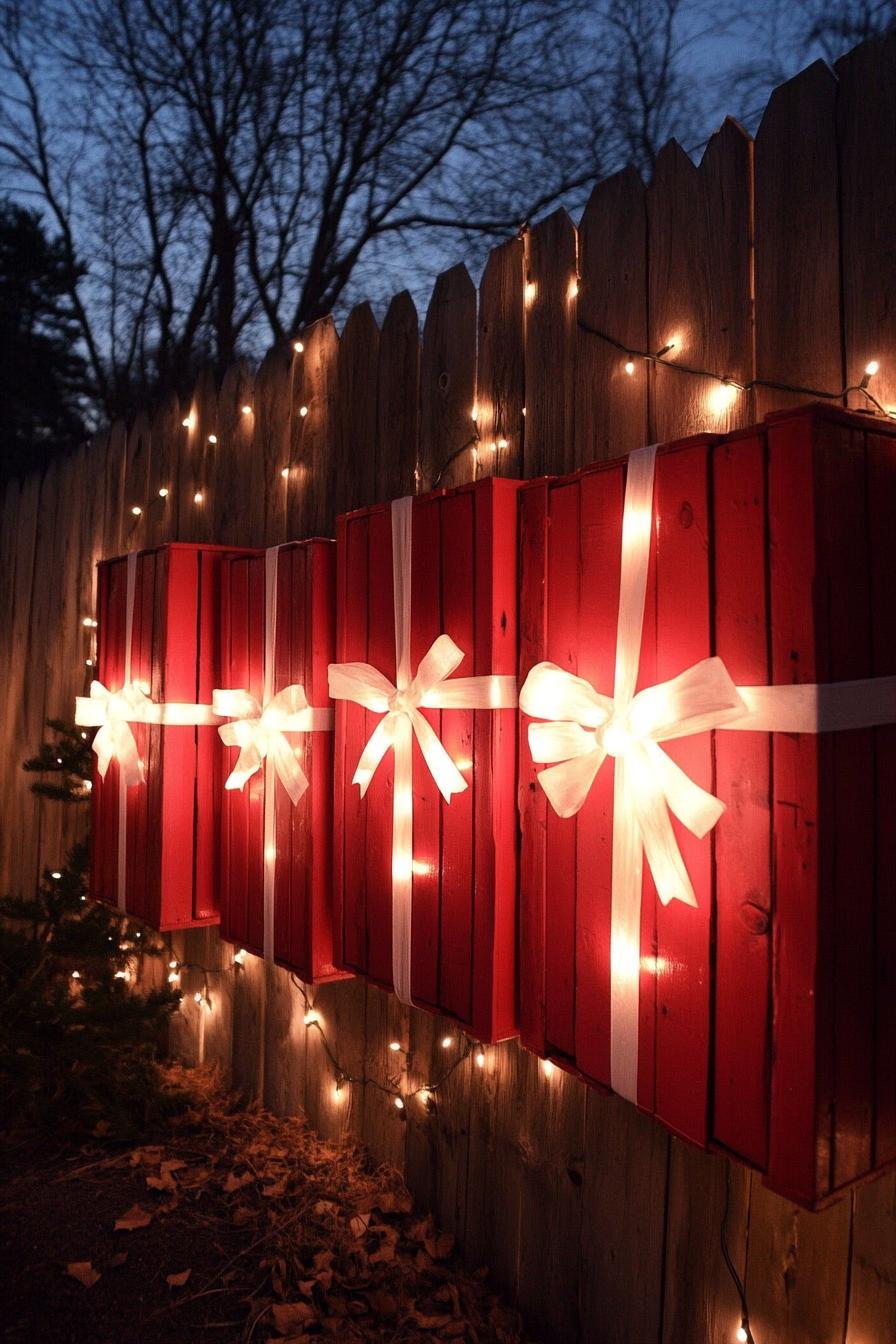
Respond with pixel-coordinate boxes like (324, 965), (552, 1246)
(409, 493), (443, 1008)
(471, 477), (519, 1042)
(127, 549), (155, 923)
(335, 511), (370, 976)
(766, 415), (828, 1204)
(245, 555), (266, 952)
(438, 489), (475, 1024)
(816, 417), (874, 1191)
(307, 540), (342, 981)
(160, 547), (200, 930)
(867, 428), (896, 1169)
(194, 549), (222, 923)
(274, 545), (295, 964)
(365, 504), (398, 989)
(635, 463), (659, 1119)
(518, 481), (550, 1056)
(651, 441), (714, 1147)
(575, 463), (626, 1088)
(222, 556), (252, 950)
(543, 480), (580, 1060)
(711, 432), (772, 1169)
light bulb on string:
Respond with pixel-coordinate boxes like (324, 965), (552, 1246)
(71, 970), (81, 980)
(293, 340), (304, 354)
(207, 433), (217, 444)
(182, 413), (195, 430)
(193, 491), (204, 505)
(304, 1008), (319, 1026)
(708, 380), (738, 415)
(281, 466), (290, 479)
(541, 1058), (555, 1078)
(233, 948), (247, 966)
(299, 405), (308, 417)
(131, 505), (142, 517)
(475, 1048), (486, 1069)
(440, 1035), (453, 1049)
(158, 487), (169, 498)
(82, 617), (97, 628)
(525, 281), (536, 306)
(388, 1040), (402, 1053)
(393, 1095), (405, 1110)
(624, 360), (636, 376)
(51, 871), (62, 880)
(241, 404), (252, 416)
(735, 1323), (749, 1343)
(860, 358), (881, 389)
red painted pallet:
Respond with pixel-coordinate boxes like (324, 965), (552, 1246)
(518, 403), (896, 1208)
(332, 478), (521, 1043)
(217, 541), (348, 982)
(90, 544), (253, 930)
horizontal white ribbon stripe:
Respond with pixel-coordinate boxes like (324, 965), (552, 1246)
(328, 494), (518, 1006)
(520, 442), (896, 1105)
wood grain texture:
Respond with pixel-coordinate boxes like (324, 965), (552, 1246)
(419, 263), (477, 490)
(836, 34), (896, 413)
(524, 208), (577, 476)
(648, 124), (753, 441)
(334, 303), (379, 515)
(376, 290), (420, 501)
(847, 1176), (896, 1344)
(754, 62), (842, 417)
(576, 166), (649, 464)
(476, 238), (525, 479)
(300, 316), (339, 536)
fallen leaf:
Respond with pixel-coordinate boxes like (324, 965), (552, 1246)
(223, 1170), (254, 1193)
(114, 1204), (153, 1231)
(66, 1261), (100, 1288)
(166, 1268), (192, 1287)
(129, 1146), (163, 1167)
(146, 1170), (177, 1191)
(349, 1212), (371, 1238)
(161, 1159), (187, 1174)
(409, 1310), (452, 1329)
(312, 1250), (334, 1272)
(271, 1301), (316, 1333)
(312, 1200), (338, 1218)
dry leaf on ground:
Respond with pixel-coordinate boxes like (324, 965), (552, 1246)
(166, 1268), (191, 1287)
(66, 1261), (101, 1288)
(113, 1203), (153, 1231)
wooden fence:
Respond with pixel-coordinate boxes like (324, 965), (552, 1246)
(2, 35), (896, 1344)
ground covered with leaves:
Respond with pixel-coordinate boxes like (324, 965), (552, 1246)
(0, 1064), (533, 1343)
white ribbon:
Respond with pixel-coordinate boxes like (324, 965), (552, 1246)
(520, 442), (896, 1104)
(214, 546), (334, 963)
(328, 495), (518, 1005)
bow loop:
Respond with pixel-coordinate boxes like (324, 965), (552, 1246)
(214, 682), (317, 804)
(74, 678), (157, 786)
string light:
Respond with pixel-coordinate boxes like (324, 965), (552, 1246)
(475, 1048), (486, 1068)
(82, 617), (97, 628)
(299, 405), (308, 417)
(304, 1008), (320, 1026)
(388, 1040), (402, 1052)
(568, 278), (579, 300)
(193, 491), (204, 505)
(393, 1095), (405, 1110)
(168, 970), (180, 984)
(441, 1035), (453, 1049)
(541, 1059), (555, 1078)
(293, 340), (304, 354)
(131, 506), (142, 517)
(281, 466), (290, 479)
(736, 1325), (749, 1343)
(158, 487), (169, 498)
(525, 281), (536, 306)
(497, 438), (508, 449)
(51, 871), (62, 880)
(241, 404), (252, 415)
(85, 658), (93, 667)
(471, 404), (479, 422)
(233, 948), (247, 967)
(577, 318), (894, 423)
(71, 970), (81, 980)
(207, 433), (217, 444)
(182, 413), (195, 430)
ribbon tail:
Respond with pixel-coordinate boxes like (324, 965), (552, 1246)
(537, 749), (606, 818)
(225, 743), (263, 793)
(270, 734), (310, 806)
(101, 720), (145, 787)
(641, 738), (725, 839)
(408, 708), (467, 802)
(353, 716), (398, 796)
(628, 747), (698, 908)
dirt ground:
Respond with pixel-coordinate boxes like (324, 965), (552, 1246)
(0, 1066), (533, 1344)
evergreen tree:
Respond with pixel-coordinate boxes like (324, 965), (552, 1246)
(0, 722), (184, 1137)
(0, 203), (90, 479)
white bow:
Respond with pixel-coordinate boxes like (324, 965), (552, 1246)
(329, 633), (475, 801)
(520, 657), (747, 907)
(75, 680), (156, 786)
(213, 685), (332, 805)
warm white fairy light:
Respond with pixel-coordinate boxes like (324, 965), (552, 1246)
(441, 1035), (453, 1049)
(158, 487), (169, 498)
(624, 360), (636, 376)
(388, 1040), (402, 1052)
(708, 380), (738, 415)
(114, 969), (130, 981)
(304, 1008), (320, 1026)
(131, 505), (142, 517)
(524, 281), (536, 306)
(85, 658), (94, 667)
(568, 277), (579, 300)
(71, 970), (81, 980)
(207, 433), (217, 444)
(281, 466), (290, 479)
(193, 491), (204, 505)
(393, 1095), (405, 1110)
(497, 437), (508, 449)
(233, 948), (247, 966)
(860, 358), (881, 390)
(541, 1058), (555, 1078)
(241, 404), (252, 415)
(168, 970), (180, 984)
(182, 413), (195, 430)
(474, 1049), (486, 1068)
(299, 405), (308, 417)
(735, 1325), (749, 1343)
(82, 617), (97, 628)
(471, 404), (479, 421)
(51, 870), (62, 880)
(333, 1081), (346, 1102)
(293, 340), (304, 354)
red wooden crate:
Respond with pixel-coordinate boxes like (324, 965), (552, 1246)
(332, 478), (521, 1043)
(518, 404), (896, 1208)
(217, 541), (348, 982)
(89, 544), (253, 930)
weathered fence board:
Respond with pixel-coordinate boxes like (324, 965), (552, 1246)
(3, 37), (896, 1344)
